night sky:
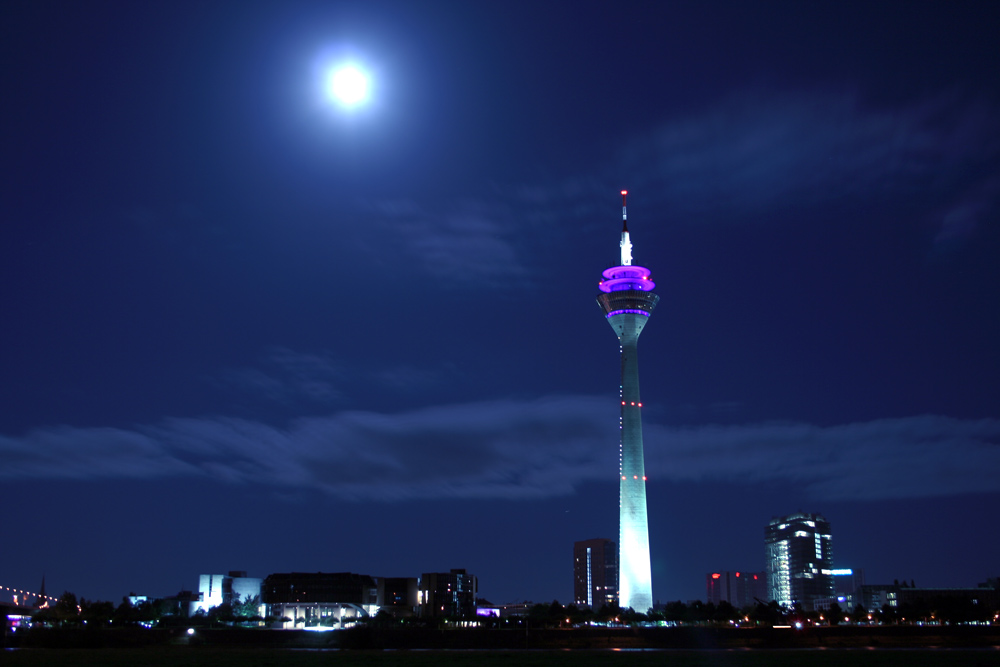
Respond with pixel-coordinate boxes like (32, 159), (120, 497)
(2, 1), (998, 607)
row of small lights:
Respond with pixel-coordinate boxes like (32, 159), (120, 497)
(620, 402), (646, 478)
(2, 585), (58, 603)
(3, 584), (82, 613)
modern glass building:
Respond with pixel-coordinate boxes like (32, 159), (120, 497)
(764, 512), (834, 610)
(596, 191), (658, 613)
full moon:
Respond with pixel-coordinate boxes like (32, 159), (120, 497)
(328, 65), (370, 107)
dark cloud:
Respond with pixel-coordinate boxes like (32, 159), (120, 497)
(932, 171), (1000, 249)
(3, 399), (996, 502)
(0, 426), (196, 479)
(366, 198), (530, 288)
(213, 346), (345, 405)
(369, 364), (459, 393)
(381, 88), (999, 275)
(645, 415), (1000, 501)
(618, 89), (999, 232)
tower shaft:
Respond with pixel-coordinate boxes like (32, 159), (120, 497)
(613, 314), (653, 613)
(598, 288), (658, 613)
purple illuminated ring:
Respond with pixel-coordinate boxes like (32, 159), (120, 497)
(606, 309), (651, 318)
(599, 265), (656, 292)
(599, 277), (656, 292)
(602, 265), (652, 280)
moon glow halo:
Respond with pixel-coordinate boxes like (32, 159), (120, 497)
(328, 65), (370, 107)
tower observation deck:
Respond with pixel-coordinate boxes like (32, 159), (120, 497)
(596, 190), (658, 613)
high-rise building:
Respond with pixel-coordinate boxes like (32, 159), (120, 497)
(764, 512), (834, 610)
(597, 191), (659, 613)
(706, 571), (767, 608)
(573, 538), (617, 608)
(418, 569), (478, 618)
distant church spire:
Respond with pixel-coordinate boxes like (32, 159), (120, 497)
(35, 574), (47, 609)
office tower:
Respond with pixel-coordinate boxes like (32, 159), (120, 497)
(706, 571), (731, 606)
(706, 571), (767, 608)
(597, 191), (659, 612)
(418, 569), (478, 618)
(765, 512), (834, 610)
(574, 538), (618, 608)
(832, 568), (864, 601)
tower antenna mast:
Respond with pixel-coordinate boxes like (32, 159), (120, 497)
(620, 190), (632, 266)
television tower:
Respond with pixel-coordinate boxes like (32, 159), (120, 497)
(596, 190), (658, 613)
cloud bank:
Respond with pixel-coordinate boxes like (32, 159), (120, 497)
(366, 198), (530, 288)
(324, 88), (998, 292)
(2, 397), (997, 502)
(624, 89), (999, 224)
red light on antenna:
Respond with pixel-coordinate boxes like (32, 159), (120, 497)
(711, 573), (721, 579)
(621, 190), (628, 195)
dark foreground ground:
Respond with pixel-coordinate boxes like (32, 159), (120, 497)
(11, 624), (1000, 650)
(2, 647), (1000, 667)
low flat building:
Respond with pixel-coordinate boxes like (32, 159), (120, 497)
(262, 572), (378, 629)
(859, 584), (899, 611)
(193, 571), (262, 615)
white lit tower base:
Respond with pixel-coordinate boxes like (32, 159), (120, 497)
(596, 190), (658, 613)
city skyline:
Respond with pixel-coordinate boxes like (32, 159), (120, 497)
(1, 0), (998, 606)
